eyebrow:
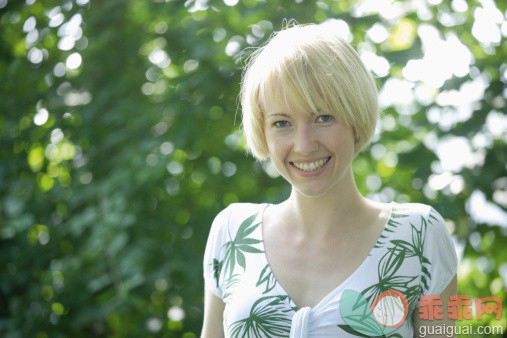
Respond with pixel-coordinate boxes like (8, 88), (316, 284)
(266, 113), (291, 118)
(266, 111), (320, 118)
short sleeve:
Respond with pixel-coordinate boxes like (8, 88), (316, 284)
(203, 206), (231, 299)
(422, 207), (458, 296)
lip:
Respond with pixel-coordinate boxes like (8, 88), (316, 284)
(290, 156), (332, 177)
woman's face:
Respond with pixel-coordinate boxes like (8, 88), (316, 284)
(263, 100), (356, 198)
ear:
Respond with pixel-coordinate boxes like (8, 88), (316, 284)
(352, 127), (362, 157)
(352, 126), (360, 144)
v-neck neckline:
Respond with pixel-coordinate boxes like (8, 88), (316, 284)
(257, 201), (395, 311)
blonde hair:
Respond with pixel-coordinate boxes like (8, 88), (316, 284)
(240, 22), (379, 161)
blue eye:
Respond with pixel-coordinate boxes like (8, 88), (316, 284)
(274, 121), (290, 128)
(316, 115), (333, 123)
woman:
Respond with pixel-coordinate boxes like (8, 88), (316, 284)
(202, 22), (457, 337)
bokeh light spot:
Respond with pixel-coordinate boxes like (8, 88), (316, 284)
(34, 108), (49, 125)
(224, 0), (239, 6)
(66, 52), (82, 70)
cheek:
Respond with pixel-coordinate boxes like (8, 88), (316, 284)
(266, 133), (289, 156)
(328, 132), (355, 153)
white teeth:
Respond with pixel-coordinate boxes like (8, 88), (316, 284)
(293, 157), (329, 172)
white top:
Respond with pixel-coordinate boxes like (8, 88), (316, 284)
(203, 202), (458, 337)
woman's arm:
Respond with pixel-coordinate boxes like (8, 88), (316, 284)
(413, 274), (458, 338)
(201, 287), (226, 338)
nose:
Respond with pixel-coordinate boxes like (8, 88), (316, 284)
(293, 124), (318, 155)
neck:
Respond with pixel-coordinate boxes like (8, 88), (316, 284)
(284, 169), (372, 240)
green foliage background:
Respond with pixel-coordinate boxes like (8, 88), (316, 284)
(1, 0), (506, 336)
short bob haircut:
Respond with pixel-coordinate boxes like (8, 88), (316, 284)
(240, 22), (379, 161)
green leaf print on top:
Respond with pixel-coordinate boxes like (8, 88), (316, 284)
(230, 295), (293, 337)
(391, 218), (431, 292)
(359, 207), (433, 329)
(372, 210), (409, 251)
(362, 246), (419, 308)
(222, 212), (264, 279)
(222, 273), (241, 301)
(212, 258), (223, 288)
(256, 264), (277, 294)
(336, 206), (437, 337)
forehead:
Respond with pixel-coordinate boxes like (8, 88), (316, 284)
(260, 75), (325, 119)
(262, 97), (314, 119)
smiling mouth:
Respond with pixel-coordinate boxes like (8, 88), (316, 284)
(290, 156), (331, 172)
